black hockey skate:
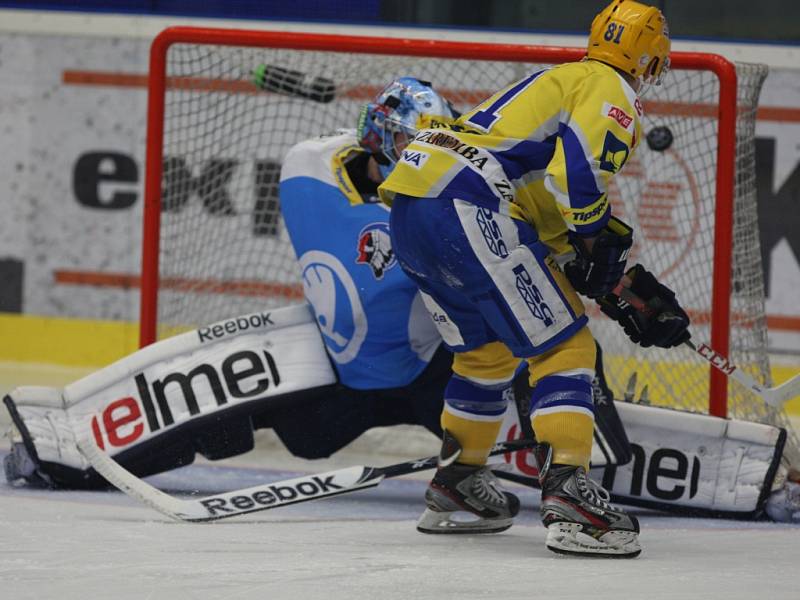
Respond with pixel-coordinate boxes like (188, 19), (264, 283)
(539, 447), (641, 558)
(417, 431), (520, 534)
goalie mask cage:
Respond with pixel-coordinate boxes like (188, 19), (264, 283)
(140, 27), (797, 464)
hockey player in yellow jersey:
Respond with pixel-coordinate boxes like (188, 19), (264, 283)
(380, 0), (689, 557)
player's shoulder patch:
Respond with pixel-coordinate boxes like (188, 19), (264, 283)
(599, 130), (630, 174)
(601, 102), (634, 131)
(398, 147), (431, 169)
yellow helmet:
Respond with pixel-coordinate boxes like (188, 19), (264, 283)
(587, 0), (671, 85)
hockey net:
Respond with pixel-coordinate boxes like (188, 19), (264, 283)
(140, 27), (797, 465)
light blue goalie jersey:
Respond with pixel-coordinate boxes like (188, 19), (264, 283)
(279, 131), (442, 390)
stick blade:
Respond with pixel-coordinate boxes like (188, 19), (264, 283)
(773, 374), (800, 406)
(78, 438), (206, 521)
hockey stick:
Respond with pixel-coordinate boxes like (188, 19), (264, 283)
(684, 339), (800, 409)
(612, 282), (800, 409)
(78, 437), (536, 523)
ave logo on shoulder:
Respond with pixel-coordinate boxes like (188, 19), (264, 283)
(602, 102), (634, 130)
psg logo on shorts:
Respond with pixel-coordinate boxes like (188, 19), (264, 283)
(356, 222), (397, 280)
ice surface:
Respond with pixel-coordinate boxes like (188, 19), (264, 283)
(2, 452), (799, 600)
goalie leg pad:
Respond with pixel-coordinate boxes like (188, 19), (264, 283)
(592, 402), (786, 518)
(3, 305), (337, 488)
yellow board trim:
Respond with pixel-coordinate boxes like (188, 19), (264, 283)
(760, 365), (800, 417)
(605, 354), (800, 417)
(0, 313), (138, 367)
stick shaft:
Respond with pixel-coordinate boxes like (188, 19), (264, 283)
(80, 437), (536, 522)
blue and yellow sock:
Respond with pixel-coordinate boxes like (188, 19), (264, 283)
(442, 342), (518, 465)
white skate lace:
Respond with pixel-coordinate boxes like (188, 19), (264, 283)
(471, 468), (507, 507)
(575, 469), (613, 510)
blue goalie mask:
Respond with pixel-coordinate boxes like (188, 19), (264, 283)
(357, 77), (455, 179)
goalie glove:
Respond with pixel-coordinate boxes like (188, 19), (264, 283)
(564, 216), (633, 298)
(597, 264), (690, 348)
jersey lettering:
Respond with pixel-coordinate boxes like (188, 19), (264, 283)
(465, 70), (545, 132)
(604, 22), (625, 44)
(414, 131), (490, 171)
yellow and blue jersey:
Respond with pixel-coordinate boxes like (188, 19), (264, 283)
(379, 60), (642, 253)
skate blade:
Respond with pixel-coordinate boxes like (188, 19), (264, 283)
(416, 508), (513, 535)
(545, 522), (641, 558)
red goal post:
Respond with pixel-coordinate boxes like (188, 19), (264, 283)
(139, 26), (769, 429)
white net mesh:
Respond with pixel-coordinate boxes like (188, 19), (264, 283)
(589, 65), (758, 403)
(146, 35), (795, 463)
